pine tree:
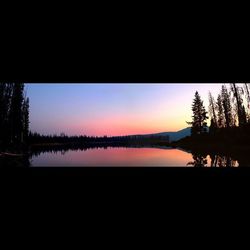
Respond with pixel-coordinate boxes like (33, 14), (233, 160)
(230, 83), (246, 126)
(221, 85), (233, 128)
(208, 91), (218, 127)
(9, 83), (24, 145)
(244, 83), (250, 109)
(241, 105), (247, 126)
(244, 83), (250, 122)
(22, 97), (30, 144)
(216, 94), (225, 128)
(187, 91), (208, 136)
(0, 83), (14, 147)
(209, 118), (216, 135)
(0, 84), (6, 147)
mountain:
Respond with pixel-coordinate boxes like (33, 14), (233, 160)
(153, 127), (191, 142)
(130, 127), (191, 142)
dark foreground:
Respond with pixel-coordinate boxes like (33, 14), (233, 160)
(172, 135), (250, 167)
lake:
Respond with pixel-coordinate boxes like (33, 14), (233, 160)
(30, 147), (239, 167)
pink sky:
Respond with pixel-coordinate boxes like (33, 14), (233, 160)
(27, 83), (241, 136)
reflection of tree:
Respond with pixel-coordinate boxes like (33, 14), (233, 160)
(61, 150), (66, 155)
(30, 145), (144, 158)
(210, 154), (238, 167)
(210, 153), (217, 167)
(187, 153), (208, 167)
(187, 151), (239, 167)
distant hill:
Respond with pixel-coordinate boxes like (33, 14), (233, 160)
(130, 127), (191, 142)
(153, 127), (191, 142)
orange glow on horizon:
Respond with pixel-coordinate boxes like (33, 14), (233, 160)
(63, 114), (190, 136)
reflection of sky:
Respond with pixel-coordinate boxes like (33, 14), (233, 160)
(31, 147), (195, 167)
(26, 83), (234, 136)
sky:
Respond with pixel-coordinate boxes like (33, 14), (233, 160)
(26, 83), (229, 136)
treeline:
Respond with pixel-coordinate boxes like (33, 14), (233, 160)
(0, 83), (29, 151)
(186, 83), (250, 144)
(29, 132), (169, 145)
(209, 83), (249, 131)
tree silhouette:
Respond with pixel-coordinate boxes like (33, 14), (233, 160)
(242, 105), (247, 125)
(23, 97), (30, 144)
(0, 82), (30, 151)
(221, 85), (233, 128)
(209, 118), (216, 135)
(9, 83), (24, 145)
(187, 153), (208, 167)
(210, 153), (219, 167)
(0, 83), (14, 148)
(230, 83), (247, 127)
(216, 94), (225, 128)
(208, 91), (218, 127)
(244, 83), (250, 108)
(187, 91), (208, 136)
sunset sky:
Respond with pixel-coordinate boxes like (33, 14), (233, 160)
(26, 83), (228, 136)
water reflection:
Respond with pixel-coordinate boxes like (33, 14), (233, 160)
(30, 146), (193, 167)
(187, 151), (239, 167)
(187, 154), (208, 167)
(209, 154), (238, 167)
(27, 145), (248, 167)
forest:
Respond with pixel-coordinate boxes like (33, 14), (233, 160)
(29, 132), (170, 147)
(174, 83), (250, 154)
(0, 83), (29, 152)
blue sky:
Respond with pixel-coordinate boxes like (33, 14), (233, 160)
(26, 83), (225, 136)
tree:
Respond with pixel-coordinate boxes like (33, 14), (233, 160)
(22, 97), (30, 144)
(187, 91), (208, 136)
(230, 83), (246, 126)
(0, 84), (7, 147)
(216, 94), (225, 128)
(0, 84), (7, 146)
(241, 105), (247, 126)
(221, 85), (233, 128)
(209, 118), (216, 135)
(9, 83), (25, 145)
(244, 83), (250, 109)
(243, 83), (250, 123)
(0, 83), (30, 149)
(208, 91), (218, 127)
(0, 83), (14, 147)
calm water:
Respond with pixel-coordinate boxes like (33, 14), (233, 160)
(30, 147), (239, 167)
